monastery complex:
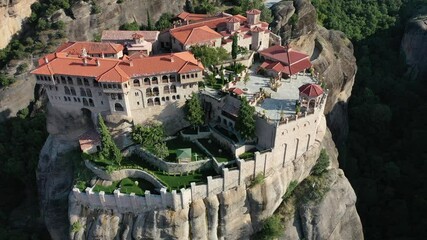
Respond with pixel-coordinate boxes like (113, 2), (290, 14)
(31, 9), (329, 213)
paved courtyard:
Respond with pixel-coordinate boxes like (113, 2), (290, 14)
(233, 64), (317, 121)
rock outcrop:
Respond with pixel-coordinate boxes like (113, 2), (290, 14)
(401, 13), (427, 81)
(54, 0), (186, 42)
(281, 168), (363, 240)
(0, 0), (37, 49)
(0, 67), (36, 121)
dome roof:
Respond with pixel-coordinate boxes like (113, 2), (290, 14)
(298, 83), (324, 97)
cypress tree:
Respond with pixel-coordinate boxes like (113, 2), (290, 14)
(98, 114), (122, 165)
(235, 97), (256, 140)
(146, 10), (153, 30)
(185, 93), (204, 129)
(231, 34), (238, 60)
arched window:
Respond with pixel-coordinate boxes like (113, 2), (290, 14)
(177, 95), (180, 99)
(161, 97), (165, 101)
(166, 96), (170, 101)
(80, 88), (86, 97)
(61, 76), (66, 84)
(152, 77), (158, 84)
(146, 88), (152, 97)
(77, 78), (83, 85)
(86, 89), (92, 97)
(64, 86), (71, 95)
(83, 78), (90, 86)
(144, 78), (150, 85)
(154, 97), (161, 105)
(170, 85), (177, 93)
(172, 95), (176, 100)
(114, 103), (124, 111)
(89, 98), (95, 107)
(67, 77), (73, 85)
(70, 87), (76, 96)
(147, 99), (154, 106)
(163, 85), (170, 94)
(153, 87), (159, 96)
(169, 75), (176, 82)
(83, 98), (89, 106)
(133, 79), (140, 87)
(162, 75), (168, 83)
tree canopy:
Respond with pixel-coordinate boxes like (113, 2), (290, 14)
(190, 45), (229, 67)
(235, 97), (256, 140)
(98, 114), (122, 165)
(231, 34), (238, 60)
(185, 93), (205, 128)
(131, 122), (169, 158)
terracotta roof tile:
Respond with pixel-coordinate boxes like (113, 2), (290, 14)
(246, 9), (262, 14)
(298, 83), (324, 97)
(101, 30), (159, 42)
(177, 11), (211, 22)
(171, 25), (223, 45)
(259, 45), (312, 74)
(56, 42), (124, 55)
(31, 51), (204, 83)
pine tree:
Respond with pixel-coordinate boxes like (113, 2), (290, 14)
(235, 97), (256, 140)
(185, 0), (195, 13)
(146, 10), (153, 30)
(98, 114), (122, 165)
(231, 34), (238, 60)
(185, 93), (204, 129)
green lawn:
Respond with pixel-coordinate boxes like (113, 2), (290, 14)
(165, 137), (207, 162)
(198, 138), (235, 163)
(92, 177), (156, 195)
(122, 154), (218, 191)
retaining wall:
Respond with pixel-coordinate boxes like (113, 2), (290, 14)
(73, 107), (327, 214)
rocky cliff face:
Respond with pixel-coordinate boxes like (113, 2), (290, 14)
(271, 0), (356, 144)
(35, 0), (363, 239)
(54, 0), (186, 41)
(0, 0), (37, 49)
(401, 13), (427, 81)
(281, 168), (363, 240)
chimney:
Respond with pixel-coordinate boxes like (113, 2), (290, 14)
(101, 52), (105, 58)
(44, 56), (49, 64)
(83, 58), (87, 66)
(170, 56), (174, 62)
(96, 58), (100, 66)
(129, 59), (133, 67)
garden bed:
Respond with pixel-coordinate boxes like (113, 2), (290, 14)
(92, 177), (156, 196)
(121, 154), (218, 191)
(198, 138), (235, 163)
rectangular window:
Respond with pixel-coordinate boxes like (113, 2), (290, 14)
(118, 94), (123, 100)
(93, 80), (99, 87)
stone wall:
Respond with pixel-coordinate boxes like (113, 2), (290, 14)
(73, 113), (327, 214)
(130, 146), (212, 174)
(84, 160), (165, 189)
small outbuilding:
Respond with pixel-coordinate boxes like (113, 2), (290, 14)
(298, 83), (324, 109)
(176, 148), (192, 163)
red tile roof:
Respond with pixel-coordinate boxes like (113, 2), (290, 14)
(229, 87), (244, 95)
(171, 25), (223, 45)
(227, 17), (240, 23)
(101, 30), (159, 42)
(177, 11), (211, 22)
(56, 41), (124, 55)
(298, 83), (324, 97)
(79, 130), (101, 152)
(259, 45), (312, 75)
(31, 51), (204, 83)
(246, 9), (262, 14)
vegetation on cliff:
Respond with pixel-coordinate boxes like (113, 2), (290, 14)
(313, 0), (427, 239)
(0, 110), (48, 239)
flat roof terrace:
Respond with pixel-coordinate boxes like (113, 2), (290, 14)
(232, 64), (317, 121)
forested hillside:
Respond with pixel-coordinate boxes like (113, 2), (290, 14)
(311, 0), (427, 239)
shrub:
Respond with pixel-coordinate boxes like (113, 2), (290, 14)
(250, 173), (265, 187)
(238, 152), (254, 160)
(311, 149), (330, 175)
(15, 63), (28, 75)
(260, 215), (284, 239)
(283, 180), (298, 199)
(71, 221), (83, 233)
